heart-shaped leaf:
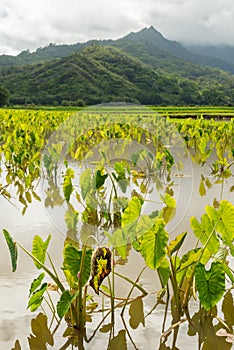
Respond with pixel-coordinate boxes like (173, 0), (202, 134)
(32, 235), (51, 269)
(195, 262), (225, 310)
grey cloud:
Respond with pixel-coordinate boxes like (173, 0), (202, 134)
(0, 9), (8, 19)
(0, 0), (234, 55)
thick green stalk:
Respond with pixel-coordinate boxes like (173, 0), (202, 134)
(77, 244), (87, 330)
(16, 242), (65, 292)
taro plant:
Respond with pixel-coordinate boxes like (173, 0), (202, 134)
(2, 229), (96, 331)
(130, 198), (234, 342)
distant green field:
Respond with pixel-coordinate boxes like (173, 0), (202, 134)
(8, 105), (234, 119)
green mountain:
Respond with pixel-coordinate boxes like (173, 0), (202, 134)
(1, 26), (234, 75)
(0, 45), (188, 105)
(0, 27), (234, 106)
(118, 27), (234, 74)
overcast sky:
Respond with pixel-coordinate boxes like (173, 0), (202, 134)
(1, 0), (234, 55)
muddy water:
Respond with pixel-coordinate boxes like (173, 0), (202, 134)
(0, 160), (233, 349)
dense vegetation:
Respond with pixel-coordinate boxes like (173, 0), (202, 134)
(0, 27), (234, 106)
(1, 108), (233, 349)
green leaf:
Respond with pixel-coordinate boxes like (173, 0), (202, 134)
(195, 262), (225, 310)
(129, 297), (145, 329)
(65, 204), (78, 231)
(190, 214), (219, 255)
(63, 168), (74, 202)
(121, 196), (143, 238)
(105, 229), (127, 259)
(168, 232), (187, 255)
(63, 243), (92, 287)
(94, 169), (108, 189)
(32, 235), (51, 269)
(113, 161), (129, 193)
(206, 200), (234, 244)
(2, 229), (18, 272)
(199, 177), (206, 196)
(178, 248), (203, 275)
(160, 193), (177, 223)
(139, 219), (168, 270)
(27, 282), (48, 312)
(161, 193), (176, 208)
(80, 168), (92, 200)
(56, 290), (78, 318)
(29, 273), (45, 296)
(157, 257), (170, 287)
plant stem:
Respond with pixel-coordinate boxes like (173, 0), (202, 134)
(77, 244), (87, 329)
(121, 266), (147, 316)
(16, 242), (65, 292)
(114, 271), (148, 295)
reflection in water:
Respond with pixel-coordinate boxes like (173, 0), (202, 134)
(12, 293), (234, 350)
(1, 112), (233, 350)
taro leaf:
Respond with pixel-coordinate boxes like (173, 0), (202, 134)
(129, 297), (145, 329)
(168, 232), (187, 255)
(29, 273), (45, 296)
(131, 151), (140, 166)
(105, 229), (127, 259)
(28, 312), (54, 348)
(63, 168), (74, 202)
(121, 196), (143, 239)
(190, 214), (219, 255)
(32, 235), (51, 269)
(199, 176), (206, 196)
(113, 161), (129, 193)
(139, 219), (168, 270)
(161, 193), (176, 224)
(161, 193), (176, 208)
(195, 262), (225, 310)
(206, 200), (234, 244)
(178, 248), (203, 275)
(65, 204), (78, 232)
(162, 206), (176, 224)
(27, 282), (48, 312)
(157, 257), (170, 287)
(220, 262), (234, 284)
(63, 243), (92, 287)
(80, 168), (92, 200)
(2, 229), (18, 272)
(89, 247), (112, 294)
(94, 169), (108, 189)
(56, 290), (78, 318)
(205, 177), (212, 189)
(11, 339), (21, 350)
(109, 330), (127, 350)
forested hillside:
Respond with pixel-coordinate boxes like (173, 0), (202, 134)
(0, 27), (234, 106)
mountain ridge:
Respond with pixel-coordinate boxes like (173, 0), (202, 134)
(0, 27), (234, 106)
(1, 26), (234, 74)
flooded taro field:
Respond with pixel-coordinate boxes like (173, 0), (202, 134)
(0, 107), (233, 349)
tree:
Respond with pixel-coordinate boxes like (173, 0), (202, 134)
(0, 86), (10, 107)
